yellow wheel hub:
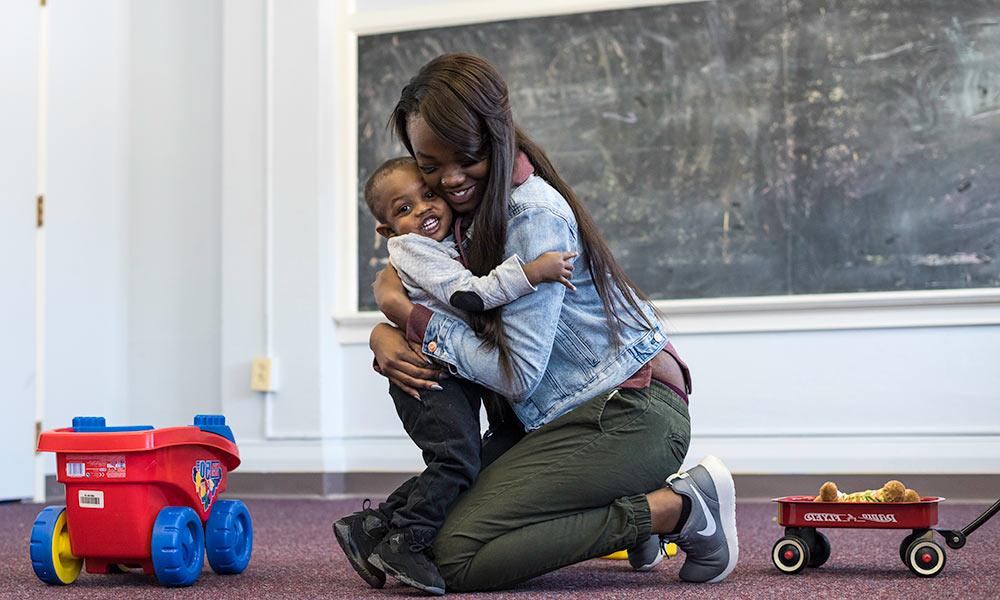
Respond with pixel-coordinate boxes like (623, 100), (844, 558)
(602, 542), (678, 560)
(50, 511), (83, 584)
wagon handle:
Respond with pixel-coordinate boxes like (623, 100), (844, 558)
(936, 497), (1000, 549)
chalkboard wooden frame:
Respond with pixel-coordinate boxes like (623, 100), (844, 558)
(329, 0), (1000, 343)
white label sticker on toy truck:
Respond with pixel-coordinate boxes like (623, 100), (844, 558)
(64, 455), (127, 479)
(78, 490), (105, 509)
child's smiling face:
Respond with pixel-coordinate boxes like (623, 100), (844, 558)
(374, 165), (453, 242)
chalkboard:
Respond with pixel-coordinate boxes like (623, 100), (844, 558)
(357, 0), (1000, 310)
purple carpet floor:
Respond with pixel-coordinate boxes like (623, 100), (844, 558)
(2, 498), (997, 599)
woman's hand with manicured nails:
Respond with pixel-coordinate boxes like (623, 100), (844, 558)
(373, 263), (414, 328)
(369, 323), (443, 399)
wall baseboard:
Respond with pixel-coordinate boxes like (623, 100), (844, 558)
(223, 471), (416, 498)
(45, 472), (997, 503)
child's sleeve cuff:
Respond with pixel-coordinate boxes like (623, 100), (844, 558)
(406, 304), (434, 345)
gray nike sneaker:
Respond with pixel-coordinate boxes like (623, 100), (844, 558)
(661, 455), (738, 583)
(627, 535), (665, 571)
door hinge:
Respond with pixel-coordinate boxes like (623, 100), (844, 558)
(37, 195), (44, 228)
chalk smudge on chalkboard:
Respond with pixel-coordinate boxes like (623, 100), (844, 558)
(856, 41), (916, 63)
(971, 107), (1000, 120)
(913, 253), (991, 267)
(601, 111), (638, 123)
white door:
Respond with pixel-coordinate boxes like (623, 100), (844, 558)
(0, 1), (41, 501)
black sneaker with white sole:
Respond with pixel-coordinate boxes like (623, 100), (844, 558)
(332, 501), (389, 589)
(661, 455), (739, 583)
(368, 529), (446, 596)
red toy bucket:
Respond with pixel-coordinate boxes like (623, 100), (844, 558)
(36, 418), (240, 574)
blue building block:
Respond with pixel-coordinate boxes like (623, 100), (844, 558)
(71, 416), (153, 433)
(194, 415), (236, 443)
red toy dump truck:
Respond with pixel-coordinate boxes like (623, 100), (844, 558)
(30, 415), (252, 587)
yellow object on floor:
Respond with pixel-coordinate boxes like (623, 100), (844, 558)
(602, 543), (678, 560)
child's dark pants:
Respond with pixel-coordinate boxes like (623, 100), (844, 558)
(377, 377), (485, 549)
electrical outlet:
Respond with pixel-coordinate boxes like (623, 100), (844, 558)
(250, 357), (279, 392)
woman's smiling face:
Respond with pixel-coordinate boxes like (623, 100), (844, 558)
(407, 115), (489, 215)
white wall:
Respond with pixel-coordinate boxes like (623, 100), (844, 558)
(220, 0), (353, 470)
(674, 326), (1000, 473)
(46, 1), (130, 431)
(47, 0), (222, 431)
(127, 0), (222, 426)
(0, 1), (41, 500)
(220, 0), (326, 446)
(220, 0), (270, 456)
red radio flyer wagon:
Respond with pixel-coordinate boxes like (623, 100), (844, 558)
(29, 415), (253, 587)
(771, 494), (1000, 577)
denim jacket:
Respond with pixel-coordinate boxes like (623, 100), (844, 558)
(418, 174), (668, 430)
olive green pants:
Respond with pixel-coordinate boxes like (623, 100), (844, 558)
(432, 381), (691, 591)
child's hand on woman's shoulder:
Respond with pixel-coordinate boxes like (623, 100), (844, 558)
(523, 251), (577, 290)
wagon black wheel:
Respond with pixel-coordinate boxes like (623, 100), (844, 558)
(899, 532), (919, 564)
(807, 531), (831, 568)
(899, 529), (929, 565)
(772, 536), (810, 575)
(906, 538), (946, 577)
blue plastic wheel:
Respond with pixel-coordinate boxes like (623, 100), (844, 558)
(29, 506), (83, 585)
(151, 506), (204, 586)
(205, 500), (253, 574)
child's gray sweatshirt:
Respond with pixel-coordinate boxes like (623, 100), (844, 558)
(387, 233), (535, 318)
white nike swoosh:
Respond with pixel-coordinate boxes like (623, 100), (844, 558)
(690, 484), (717, 537)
